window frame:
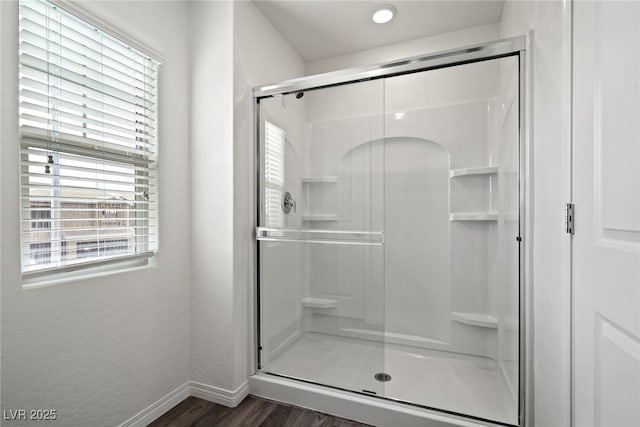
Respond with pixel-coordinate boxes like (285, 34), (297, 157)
(18, 0), (162, 283)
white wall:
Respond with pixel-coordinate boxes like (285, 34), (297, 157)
(0, 1), (192, 426)
(306, 23), (499, 75)
(190, 0), (304, 392)
(189, 0), (236, 393)
(500, 1), (573, 426)
(233, 0), (305, 380)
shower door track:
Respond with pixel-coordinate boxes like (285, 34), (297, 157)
(253, 35), (525, 99)
(253, 34), (530, 427)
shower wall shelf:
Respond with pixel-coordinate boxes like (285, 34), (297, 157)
(449, 166), (498, 221)
(449, 166), (498, 178)
(302, 297), (338, 309)
(302, 214), (339, 222)
(449, 212), (498, 221)
(301, 177), (339, 222)
(302, 176), (339, 183)
(451, 312), (498, 328)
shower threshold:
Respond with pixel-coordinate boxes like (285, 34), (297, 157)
(263, 332), (516, 425)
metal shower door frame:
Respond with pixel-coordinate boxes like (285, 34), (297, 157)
(252, 34), (531, 427)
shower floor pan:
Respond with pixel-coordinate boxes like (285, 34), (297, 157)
(264, 332), (516, 425)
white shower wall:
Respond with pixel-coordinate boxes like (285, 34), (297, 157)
(275, 58), (517, 368)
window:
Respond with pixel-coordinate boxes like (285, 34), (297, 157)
(29, 242), (51, 265)
(264, 121), (285, 228)
(30, 201), (51, 229)
(19, 0), (159, 275)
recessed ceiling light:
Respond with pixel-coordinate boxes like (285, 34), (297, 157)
(372, 5), (396, 24)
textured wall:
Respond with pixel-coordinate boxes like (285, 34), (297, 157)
(0, 1), (192, 426)
(189, 0), (236, 392)
(233, 0), (306, 388)
(190, 0), (305, 392)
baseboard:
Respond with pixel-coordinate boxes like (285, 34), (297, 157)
(119, 380), (250, 427)
(119, 382), (190, 427)
(190, 380), (250, 408)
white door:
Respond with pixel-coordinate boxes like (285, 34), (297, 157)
(573, 2), (640, 426)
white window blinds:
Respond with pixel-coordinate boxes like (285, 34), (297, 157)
(264, 121), (285, 228)
(19, 0), (159, 275)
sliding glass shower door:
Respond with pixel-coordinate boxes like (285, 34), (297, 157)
(379, 57), (521, 424)
(257, 79), (388, 396)
(256, 50), (522, 426)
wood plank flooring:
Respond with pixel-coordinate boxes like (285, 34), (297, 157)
(149, 396), (372, 427)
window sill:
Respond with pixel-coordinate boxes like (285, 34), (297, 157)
(21, 255), (157, 291)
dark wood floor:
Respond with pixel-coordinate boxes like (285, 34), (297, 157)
(149, 396), (372, 427)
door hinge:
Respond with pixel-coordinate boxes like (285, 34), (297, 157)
(565, 203), (575, 235)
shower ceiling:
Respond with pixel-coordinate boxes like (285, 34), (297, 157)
(252, 1), (506, 61)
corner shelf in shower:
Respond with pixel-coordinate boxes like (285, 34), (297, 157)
(449, 166), (498, 178)
(302, 214), (339, 222)
(301, 297), (338, 309)
(449, 212), (498, 222)
(451, 312), (498, 329)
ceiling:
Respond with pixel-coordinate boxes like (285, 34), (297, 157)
(253, 1), (506, 62)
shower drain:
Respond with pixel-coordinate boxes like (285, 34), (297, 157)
(374, 372), (392, 382)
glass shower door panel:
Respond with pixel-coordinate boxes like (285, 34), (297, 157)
(381, 56), (520, 425)
(258, 80), (387, 396)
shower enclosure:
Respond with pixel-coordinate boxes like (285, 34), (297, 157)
(254, 37), (526, 426)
